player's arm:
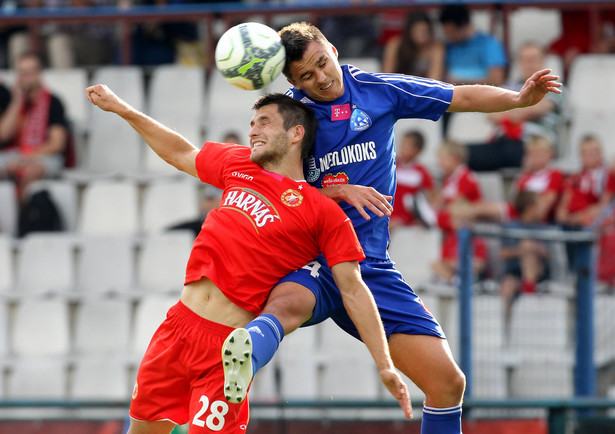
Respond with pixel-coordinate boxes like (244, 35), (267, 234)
(86, 84), (199, 177)
(330, 260), (412, 419)
(321, 185), (393, 220)
(448, 69), (562, 113)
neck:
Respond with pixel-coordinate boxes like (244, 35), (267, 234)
(260, 160), (305, 181)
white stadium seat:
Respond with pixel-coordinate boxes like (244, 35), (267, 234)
(475, 172), (506, 202)
(508, 8), (561, 55)
(394, 118), (443, 170)
(0, 235), (13, 294)
(78, 180), (139, 236)
(71, 357), (130, 400)
(42, 68), (90, 136)
(568, 54), (615, 114)
(26, 179), (79, 232)
(136, 231), (194, 293)
(73, 297), (132, 356)
(141, 179), (200, 233)
(447, 112), (494, 144)
(16, 233), (74, 295)
(11, 298), (70, 357)
(7, 359), (67, 399)
(132, 293), (178, 359)
(76, 235), (136, 295)
(0, 181), (18, 237)
(388, 226), (441, 290)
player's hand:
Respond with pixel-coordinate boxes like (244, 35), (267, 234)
(380, 368), (412, 419)
(85, 84), (130, 115)
(517, 69), (562, 108)
(323, 184), (393, 220)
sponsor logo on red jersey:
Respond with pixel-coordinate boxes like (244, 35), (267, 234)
(281, 189), (303, 207)
(222, 187), (281, 231)
(322, 172), (349, 188)
(132, 381), (138, 399)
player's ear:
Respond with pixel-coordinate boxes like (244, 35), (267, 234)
(291, 124), (305, 144)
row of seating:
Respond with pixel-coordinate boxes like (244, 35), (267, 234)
(1, 53), (613, 178)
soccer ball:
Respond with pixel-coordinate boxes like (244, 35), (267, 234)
(215, 22), (286, 91)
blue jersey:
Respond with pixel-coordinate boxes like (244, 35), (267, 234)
(286, 65), (453, 259)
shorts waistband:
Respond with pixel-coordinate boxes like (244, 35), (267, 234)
(169, 301), (236, 338)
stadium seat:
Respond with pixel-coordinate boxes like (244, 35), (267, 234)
(510, 354), (573, 398)
(26, 179), (79, 232)
(0, 300), (8, 358)
(263, 72), (292, 95)
(76, 235), (136, 295)
(447, 112), (494, 144)
(388, 226), (441, 290)
(15, 233), (75, 295)
(595, 294), (615, 367)
(0, 181), (18, 237)
(147, 65), (205, 147)
(509, 294), (570, 357)
(473, 351), (509, 399)
(475, 172), (506, 203)
(136, 231), (194, 293)
(72, 66), (145, 176)
(141, 179), (200, 233)
(11, 298), (70, 357)
(42, 68), (90, 138)
(568, 54), (615, 114)
(508, 8), (562, 56)
(73, 297), (132, 356)
(277, 352), (318, 400)
(7, 359), (67, 399)
(132, 293), (178, 359)
(248, 360), (280, 402)
(205, 71), (258, 144)
(394, 118), (443, 170)
(71, 357), (131, 400)
(78, 180), (139, 236)
(0, 234), (13, 293)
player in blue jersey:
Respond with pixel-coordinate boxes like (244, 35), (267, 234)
(222, 22), (561, 433)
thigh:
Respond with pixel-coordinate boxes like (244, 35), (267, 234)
(389, 333), (464, 405)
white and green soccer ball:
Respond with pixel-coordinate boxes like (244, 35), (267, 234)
(215, 22), (286, 91)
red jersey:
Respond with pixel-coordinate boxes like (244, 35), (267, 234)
(565, 166), (615, 213)
(511, 166), (564, 221)
(441, 165), (481, 205)
(392, 161), (434, 225)
(185, 142), (365, 315)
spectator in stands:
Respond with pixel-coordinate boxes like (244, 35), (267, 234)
(8, 0), (117, 68)
(556, 135), (615, 267)
(389, 130), (435, 231)
(467, 42), (565, 172)
(381, 11), (444, 80)
(499, 190), (550, 329)
(439, 4), (507, 86)
(431, 140), (487, 283)
(222, 130), (242, 146)
(0, 52), (69, 198)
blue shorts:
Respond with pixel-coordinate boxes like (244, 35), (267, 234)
(278, 256), (445, 341)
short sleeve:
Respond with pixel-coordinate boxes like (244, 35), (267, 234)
(316, 198), (365, 267)
(195, 141), (248, 189)
(485, 36), (507, 69)
(49, 95), (68, 128)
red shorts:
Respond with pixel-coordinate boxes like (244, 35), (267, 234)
(441, 231), (488, 262)
(129, 301), (250, 433)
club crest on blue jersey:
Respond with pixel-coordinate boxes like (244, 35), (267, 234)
(306, 155), (320, 183)
(350, 108), (371, 131)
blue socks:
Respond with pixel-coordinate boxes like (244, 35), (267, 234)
(245, 314), (285, 375)
(422, 405), (463, 434)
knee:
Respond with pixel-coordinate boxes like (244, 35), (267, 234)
(449, 369), (466, 402)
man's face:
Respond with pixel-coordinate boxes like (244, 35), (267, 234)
(249, 104), (290, 166)
(442, 23), (466, 44)
(524, 145), (552, 172)
(16, 56), (42, 94)
(288, 40), (345, 102)
(517, 45), (544, 81)
(580, 140), (603, 169)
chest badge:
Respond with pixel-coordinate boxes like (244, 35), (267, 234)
(281, 189), (303, 207)
(350, 108), (372, 131)
(306, 155), (320, 183)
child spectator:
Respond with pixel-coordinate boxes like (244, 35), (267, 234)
(381, 11), (444, 80)
(390, 130), (435, 231)
(431, 140), (487, 283)
(499, 191), (550, 328)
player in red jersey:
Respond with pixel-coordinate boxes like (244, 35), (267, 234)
(85, 87), (411, 434)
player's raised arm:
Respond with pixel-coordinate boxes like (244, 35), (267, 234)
(86, 84), (200, 177)
(330, 260), (413, 419)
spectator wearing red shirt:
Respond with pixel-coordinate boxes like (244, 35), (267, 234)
(390, 130), (435, 231)
(431, 140), (487, 283)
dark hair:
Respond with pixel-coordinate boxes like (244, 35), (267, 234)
(439, 5), (470, 27)
(252, 93), (318, 159)
(514, 190), (538, 215)
(395, 11), (435, 75)
(402, 130), (425, 152)
(279, 22), (329, 80)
